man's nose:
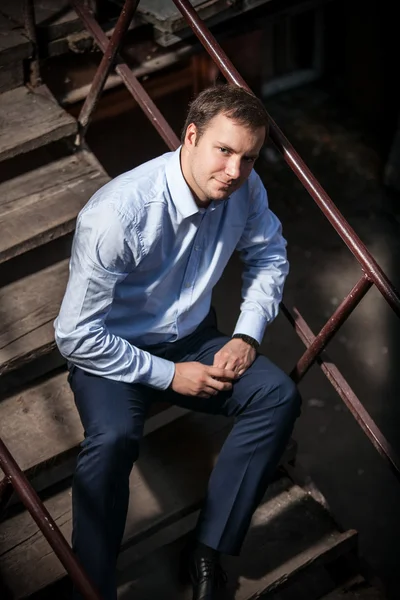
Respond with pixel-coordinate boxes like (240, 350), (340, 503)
(225, 157), (241, 180)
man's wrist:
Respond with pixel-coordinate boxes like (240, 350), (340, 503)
(232, 333), (259, 350)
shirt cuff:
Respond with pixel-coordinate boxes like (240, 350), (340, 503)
(233, 311), (268, 345)
(146, 354), (176, 390)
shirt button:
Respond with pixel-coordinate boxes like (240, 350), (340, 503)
(185, 283), (191, 288)
(195, 246), (201, 251)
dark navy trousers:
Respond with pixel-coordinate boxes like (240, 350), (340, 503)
(68, 310), (301, 599)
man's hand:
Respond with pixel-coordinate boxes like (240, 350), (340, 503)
(213, 338), (256, 377)
(170, 362), (237, 398)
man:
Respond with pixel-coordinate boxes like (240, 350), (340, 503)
(54, 83), (301, 600)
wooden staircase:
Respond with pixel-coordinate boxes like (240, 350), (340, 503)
(0, 5), (388, 600)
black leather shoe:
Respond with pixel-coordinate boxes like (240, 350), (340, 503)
(180, 548), (227, 600)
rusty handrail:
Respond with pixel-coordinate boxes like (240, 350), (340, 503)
(170, 0), (400, 320)
(22, 0), (41, 87)
(71, 0), (179, 149)
(281, 303), (400, 480)
(0, 475), (13, 519)
(290, 273), (373, 382)
(77, 0), (140, 140)
(0, 437), (102, 599)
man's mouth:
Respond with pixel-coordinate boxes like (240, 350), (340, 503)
(215, 179), (233, 187)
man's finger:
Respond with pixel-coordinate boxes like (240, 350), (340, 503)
(207, 366), (237, 380)
(213, 359), (228, 370)
(206, 376), (233, 392)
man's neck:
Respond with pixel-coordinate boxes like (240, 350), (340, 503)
(179, 146), (210, 209)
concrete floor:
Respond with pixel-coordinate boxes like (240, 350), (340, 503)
(82, 81), (400, 598)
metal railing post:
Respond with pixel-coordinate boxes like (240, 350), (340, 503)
(0, 475), (13, 519)
(281, 304), (400, 481)
(22, 0), (42, 88)
(77, 0), (141, 142)
(0, 437), (102, 599)
(290, 274), (373, 382)
(71, 0), (179, 149)
(171, 0), (400, 319)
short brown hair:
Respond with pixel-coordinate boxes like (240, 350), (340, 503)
(181, 84), (269, 144)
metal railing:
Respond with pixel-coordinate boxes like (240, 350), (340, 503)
(0, 0), (399, 597)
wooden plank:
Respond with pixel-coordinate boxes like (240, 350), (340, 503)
(241, 531), (357, 599)
(0, 150), (110, 263)
(116, 531), (357, 600)
(0, 0), (81, 42)
(0, 352), (295, 497)
(0, 14), (31, 65)
(0, 259), (69, 375)
(0, 363), (188, 489)
(114, 476), (357, 600)
(0, 85), (77, 162)
(0, 370), (82, 474)
(0, 61), (24, 93)
(0, 411), (233, 598)
(321, 577), (387, 600)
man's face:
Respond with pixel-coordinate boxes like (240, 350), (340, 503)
(182, 112), (265, 206)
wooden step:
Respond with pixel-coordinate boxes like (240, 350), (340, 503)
(114, 475), (358, 599)
(0, 329), (296, 493)
(0, 450), (331, 599)
(0, 14), (31, 66)
(0, 14), (31, 93)
(0, 411), (234, 598)
(1, 0), (82, 44)
(321, 576), (387, 599)
(0, 85), (77, 162)
(0, 150), (109, 264)
(0, 259), (69, 375)
(0, 365), (189, 493)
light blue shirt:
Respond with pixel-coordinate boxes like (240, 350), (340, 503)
(54, 147), (288, 390)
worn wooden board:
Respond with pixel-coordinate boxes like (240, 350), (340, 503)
(0, 411), (233, 598)
(0, 370), (82, 474)
(114, 474), (357, 600)
(0, 85), (77, 161)
(136, 0), (273, 37)
(0, 259), (69, 374)
(0, 14), (31, 65)
(116, 532), (358, 600)
(0, 363), (188, 486)
(0, 60), (24, 93)
(321, 577), (387, 600)
(0, 150), (109, 263)
(0, 0), (81, 42)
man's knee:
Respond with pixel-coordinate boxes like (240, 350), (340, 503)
(86, 427), (140, 468)
(253, 369), (301, 419)
(279, 374), (302, 419)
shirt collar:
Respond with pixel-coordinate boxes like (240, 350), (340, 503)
(165, 146), (200, 219)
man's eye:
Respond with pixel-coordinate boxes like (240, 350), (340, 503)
(219, 147), (229, 154)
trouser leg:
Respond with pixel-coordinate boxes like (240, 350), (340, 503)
(163, 326), (302, 556)
(68, 366), (151, 600)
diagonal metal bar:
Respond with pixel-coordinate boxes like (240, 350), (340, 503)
(0, 475), (13, 519)
(77, 0), (140, 140)
(290, 273), (373, 382)
(171, 0), (400, 320)
(0, 437), (102, 600)
(281, 303), (400, 482)
(23, 0), (41, 87)
(71, 0), (179, 150)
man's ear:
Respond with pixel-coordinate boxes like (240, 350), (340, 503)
(185, 123), (198, 149)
